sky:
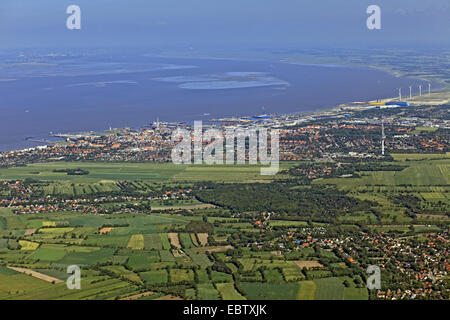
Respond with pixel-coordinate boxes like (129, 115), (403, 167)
(0, 0), (449, 50)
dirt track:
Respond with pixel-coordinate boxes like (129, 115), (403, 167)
(7, 266), (63, 283)
(154, 295), (183, 300)
(152, 204), (215, 211)
(121, 291), (155, 300)
(293, 260), (324, 269)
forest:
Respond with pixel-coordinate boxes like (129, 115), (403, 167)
(195, 182), (375, 219)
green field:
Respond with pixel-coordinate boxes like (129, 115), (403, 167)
(296, 281), (317, 300)
(169, 269), (195, 283)
(159, 250), (175, 262)
(127, 251), (160, 270)
(263, 269), (284, 283)
(143, 234), (163, 250)
(56, 248), (116, 266)
(196, 269), (210, 282)
(240, 277), (368, 300)
(84, 235), (130, 247)
(172, 165), (282, 182)
(0, 162), (185, 182)
(140, 269), (168, 285)
(315, 160), (449, 187)
(0, 271), (138, 300)
(0, 161), (296, 184)
(313, 277), (345, 300)
(160, 233), (171, 250)
(241, 282), (300, 300)
(311, 156), (450, 225)
(210, 270), (233, 283)
(0, 153), (445, 300)
(39, 227), (74, 234)
(281, 265), (306, 282)
(127, 234), (145, 250)
(0, 239), (8, 249)
(216, 282), (246, 300)
(196, 283), (220, 300)
(27, 244), (68, 261)
(101, 266), (142, 284)
(179, 233), (195, 249)
(185, 249), (213, 267)
(343, 287), (369, 300)
(391, 152), (449, 161)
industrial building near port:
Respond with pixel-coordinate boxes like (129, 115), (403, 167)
(369, 101), (409, 107)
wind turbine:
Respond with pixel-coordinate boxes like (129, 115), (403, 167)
(419, 85), (422, 96)
(428, 83), (431, 95)
(409, 86), (412, 99)
(398, 88), (402, 100)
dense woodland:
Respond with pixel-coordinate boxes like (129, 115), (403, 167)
(284, 161), (407, 179)
(195, 182), (375, 220)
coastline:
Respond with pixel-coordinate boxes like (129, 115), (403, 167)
(1, 54), (448, 154)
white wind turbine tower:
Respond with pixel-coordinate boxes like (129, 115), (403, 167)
(398, 88), (402, 100)
(419, 85), (422, 96)
(409, 86), (412, 99)
(428, 83), (431, 95)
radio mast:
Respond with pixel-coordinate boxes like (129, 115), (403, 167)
(381, 119), (385, 156)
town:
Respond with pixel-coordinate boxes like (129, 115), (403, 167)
(0, 101), (448, 300)
(1, 103), (448, 167)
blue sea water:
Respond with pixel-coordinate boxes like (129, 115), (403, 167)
(0, 51), (435, 151)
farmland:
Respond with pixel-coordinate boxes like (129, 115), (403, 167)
(312, 156), (450, 225)
(216, 282), (246, 300)
(0, 161), (294, 185)
(0, 208), (373, 300)
(0, 155), (448, 300)
(0, 162), (185, 183)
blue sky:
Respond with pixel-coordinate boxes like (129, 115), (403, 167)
(0, 0), (449, 49)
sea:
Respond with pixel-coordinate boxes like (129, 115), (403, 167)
(0, 51), (436, 151)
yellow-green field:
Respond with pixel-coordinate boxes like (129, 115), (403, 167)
(315, 159), (449, 187)
(39, 227), (74, 234)
(127, 234), (145, 250)
(296, 281), (317, 300)
(391, 152), (450, 161)
(216, 283), (246, 300)
(0, 161), (297, 183)
(18, 240), (40, 251)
